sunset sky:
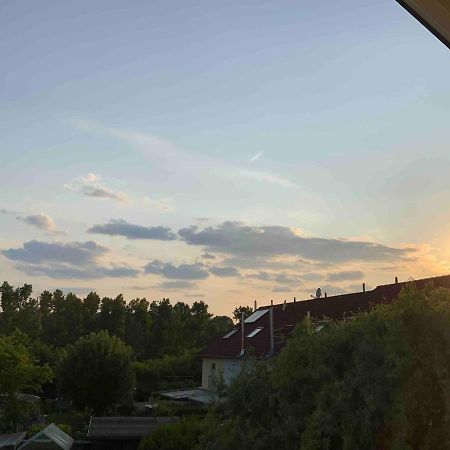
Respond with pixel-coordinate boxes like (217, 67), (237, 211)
(1, 0), (449, 316)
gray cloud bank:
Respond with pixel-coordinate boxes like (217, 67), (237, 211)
(145, 260), (209, 280)
(2, 240), (139, 280)
(179, 222), (413, 263)
(88, 219), (176, 240)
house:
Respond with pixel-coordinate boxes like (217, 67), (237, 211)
(199, 274), (450, 390)
(86, 416), (179, 450)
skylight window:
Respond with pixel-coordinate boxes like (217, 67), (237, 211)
(244, 308), (269, 323)
(222, 329), (238, 339)
(246, 327), (263, 338)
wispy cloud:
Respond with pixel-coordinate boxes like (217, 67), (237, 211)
(249, 151), (263, 163)
(238, 169), (297, 188)
(73, 120), (298, 192)
(72, 120), (177, 156)
(64, 173), (128, 203)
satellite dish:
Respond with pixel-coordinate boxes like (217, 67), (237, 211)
(315, 288), (322, 299)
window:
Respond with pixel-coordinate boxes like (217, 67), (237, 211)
(222, 328), (238, 339)
(244, 308), (269, 323)
(246, 327), (263, 338)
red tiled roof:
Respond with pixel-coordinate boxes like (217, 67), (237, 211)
(199, 274), (450, 358)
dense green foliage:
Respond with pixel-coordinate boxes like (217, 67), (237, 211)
(0, 281), (232, 430)
(57, 331), (135, 414)
(139, 417), (204, 450)
(0, 331), (52, 431)
(200, 285), (450, 450)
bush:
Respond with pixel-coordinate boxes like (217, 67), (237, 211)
(139, 417), (203, 450)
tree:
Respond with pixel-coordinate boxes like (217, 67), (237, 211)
(0, 331), (52, 432)
(232, 306), (253, 322)
(97, 295), (127, 339)
(0, 282), (41, 339)
(57, 331), (135, 414)
(124, 298), (151, 359)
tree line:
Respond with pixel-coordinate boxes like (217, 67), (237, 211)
(0, 281), (234, 431)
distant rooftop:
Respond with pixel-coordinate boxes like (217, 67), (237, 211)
(87, 416), (179, 440)
(200, 274), (450, 359)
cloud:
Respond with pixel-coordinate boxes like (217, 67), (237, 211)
(272, 286), (294, 292)
(64, 173), (128, 203)
(247, 270), (302, 286)
(73, 120), (177, 156)
(143, 197), (174, 212)
(144, 260), (209, 280)
(201, 253), (216, 260)
(83, 186), (128, 202)
(249, 151), (263, 163)
(158, 280), (197, 290)
(301, 272), (324, 281)
(16, 263), (139, 279)
(209, 266), (241, 277)
(179, 221), (413, 263)
(2, 240), (139, 280)
(88, 219), (176, 240)
(17, 213), (60, 233)
(238, 170), (297, 188)
(2, 240), (107, 265)
(326, 270), (365, 282)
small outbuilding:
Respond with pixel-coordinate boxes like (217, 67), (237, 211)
(0, 432), (26, 450)
(87, 416), (179, 450)
(18, 423), (74, 450)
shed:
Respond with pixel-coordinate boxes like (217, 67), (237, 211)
(18, 423), (74, 450)
(0, 432), (26, 450)
(87, 417), (179, 450)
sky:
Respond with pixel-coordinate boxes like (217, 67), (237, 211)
(1, 0), (449, 316)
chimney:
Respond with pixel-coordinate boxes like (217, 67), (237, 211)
(254, 300), (257, 311)
(293, 296), (296, 303)
(240, 312), (245, 356)
(269, 304), (274, 355)
(395, 276), (398, 284)
(324, 292), (327, 298)
(363, 283), (366, 292)
(271, 299), (273, 306)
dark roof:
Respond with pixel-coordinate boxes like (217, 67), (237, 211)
(200, 274), (450, 359)
(87, 417), (179, 439)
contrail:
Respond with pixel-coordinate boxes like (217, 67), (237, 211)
(249, 151), (263, 162)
